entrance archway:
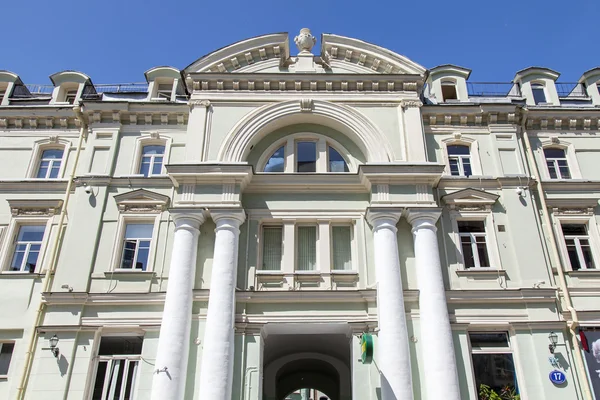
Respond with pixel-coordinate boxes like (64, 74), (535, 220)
(276, 358), (339, 400)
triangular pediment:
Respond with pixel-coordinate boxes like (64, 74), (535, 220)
(442, 188), (499, 210)
(113, 189), (170, 213)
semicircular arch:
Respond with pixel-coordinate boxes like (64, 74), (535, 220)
(217, 100), (395, 164)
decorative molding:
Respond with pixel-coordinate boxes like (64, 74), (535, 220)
(299, 98), (313, 112)
(442, 188), (499, 212)
(8, 199), (63, 216)
(114, 189), (170, 213)
(552, 207), (595, 216)
(400, 100), (423, 109)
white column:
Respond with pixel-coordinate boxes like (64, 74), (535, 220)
(198, 209), (246, 400)
(151, 214), (204, 400)
(406, 209), (461, 400)
(366, 209), (413, 400)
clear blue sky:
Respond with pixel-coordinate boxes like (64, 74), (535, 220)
(2, 0), (598, 84)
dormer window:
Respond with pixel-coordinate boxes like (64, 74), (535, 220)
(531, 83), (547, 105)
(441, 80), (458, 101)
(64, 89), (77, 104)
(156, 83), (173, 100)
(0, 88), (6, 104)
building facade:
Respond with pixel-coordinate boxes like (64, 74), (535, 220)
(0, 28), (599, 400)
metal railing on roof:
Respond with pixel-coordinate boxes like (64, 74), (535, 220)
(95, 83), (148, 93)
(25, 84), (54, 95)
(467, 82), (521, 97)
(556, 82), (588, 98)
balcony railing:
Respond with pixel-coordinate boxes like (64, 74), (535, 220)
(556, 82), (588, 98)
(25, 84), (54, 95)
(467, 82), (521, 97)
(95, 83), (148, 93)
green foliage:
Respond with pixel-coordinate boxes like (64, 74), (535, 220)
(478, 384), (520, 400)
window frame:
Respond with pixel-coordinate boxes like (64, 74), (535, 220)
(130, 133), (172, 177)
(296, 224), (318, 271)
(450, 211), (501, 270)
(0, 341), (15, 378)
(109, 214), (161, 273)
(554, 214), (600, 272)
(530, 82), (548, 105)
(539, 141), (581, 180)
(0, 217), (52, 274)
(257, 133), (355, 174)
(458, 221), (490, 269)
(259, 224), (284, 271)
(440, 79), (458, 102)
(27, 138), (71, 180)
(150, 78), (176, 101)
(441, 136), (483, 177)
(330, 223), (356, 271)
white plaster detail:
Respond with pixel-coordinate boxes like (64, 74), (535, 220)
(294, 28), (316, 54)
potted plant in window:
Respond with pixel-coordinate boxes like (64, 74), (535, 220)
(479, 384), (520, 400)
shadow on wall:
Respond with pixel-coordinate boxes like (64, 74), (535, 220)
(57, 353), (69, 377)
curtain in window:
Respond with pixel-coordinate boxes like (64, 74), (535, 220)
(262, 227), (282, 270)
(332, 226), (352, 270)
(297, 226), (316, 270)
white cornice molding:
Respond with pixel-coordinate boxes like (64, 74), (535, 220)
(113, 189), (170, 213)
(7, 198), (63, 216)
(442, 188), (500, 211)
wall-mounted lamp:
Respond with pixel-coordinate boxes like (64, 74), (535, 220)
(548, 331), (559, 354)
(42, 334), (60, 357)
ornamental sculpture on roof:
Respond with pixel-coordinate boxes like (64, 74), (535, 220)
(294, 28), (316, 54)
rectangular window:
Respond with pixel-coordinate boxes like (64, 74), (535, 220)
(458, 221), (490, 268)
(469, 332), (519, 398)
(92, 336), (142, 400)
(139, 145), (165, 177)
(544, 148), (571, 179)
(10, 225), (45, 272)
(447, 145), (472, 177)
(562, 224), (595, 270)
(37, 149), (63, 179)
(0, 342), (15, 376)
(261, 226), (282, 270)
(297, 226), (317, 270)
(120, 224), (153, 271)
(65, 90), (78, 104)
(441, 82), (458, 101)
(531, 84), (546, 104)
(296, 141), (317, 172)
(332, 226), (352, 270)
(156, 84), (172, 100)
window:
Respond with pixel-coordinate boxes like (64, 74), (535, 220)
(332, 226), (352, 270)
(469, 332), (519, 398)
(0, 89), (6, 103)
(544, 148), (570, 179)
(297, 226), (317, 270)
(139, 145), (165, 177)
(441, 81), (458, 101)
(156, 83), (172, 100)
(531, 83), (546, 104)
(36, 149), (63, 179)
(10, 225), (45, 273)
(264, 146), (285, 173)
(447, 145), (472, 177)
(297, 141), (317, 172)
(120, 224), (153, 270)
(328, 147), (349, 172)
(458, 221), (490, 268)
(562, 224), (596, 270)
(65, 89), (78, 104)
(92, 336), (142, 400)
(0, 342), (14, 376)
(261, 226), (283, 270)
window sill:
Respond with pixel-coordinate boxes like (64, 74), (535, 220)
(565, 269), (600, 278)
(0, 271), (43, 278)
(103, 270), (156, 277)
(0, 375), (6, 380)
(455, 268), (507, 278)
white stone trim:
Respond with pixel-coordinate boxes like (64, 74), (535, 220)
(108, 213), (161, 272)
(551, 213), (600, 271)
(449, 209), (501, 270)
(130, 132), (173, 176)
(539, 139), (581, 180)
(0, 216), (54, 273)
(217, 99), (393, 163)
(441, 135), (483, 176)
(26, 137), (72, 179)
(256, 133), (356, 173)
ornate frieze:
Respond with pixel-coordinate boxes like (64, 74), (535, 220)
(8, 199), (63, 217)
(552, 207), (594, 216)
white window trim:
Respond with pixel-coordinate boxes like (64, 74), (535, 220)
(441, 136), (483, 177)
(330, 222), (357, 272)
(540, 140), (581, 180)
(440, 79), (458, 102)
(26, 138), (71, 179)
(0, 218), (53, 273)
(553, 214), (600, 271)
(257, 133), (356, 173)
(258, 223), (284, 271)
(109, 214), (161, 272)
(51, 83), (83, 105)
(148, 78), (178, 102)
(530, 81), (549, 105)
(450, 211), (501, 270)
(295, 223), (319, 271)
(130, 133), (172, 177)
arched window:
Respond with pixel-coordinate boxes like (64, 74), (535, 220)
(264, 146), (285, 173)
(139, 145), (165, 177)
(447, 144), (472, 177)
(328, 146), (349, 172)
(543, 148), (570, 179)
(531, 83), (547, 105)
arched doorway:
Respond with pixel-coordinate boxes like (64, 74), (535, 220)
(277, 358), (338, 400)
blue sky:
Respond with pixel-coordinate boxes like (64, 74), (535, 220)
(2, 0), (598, 84)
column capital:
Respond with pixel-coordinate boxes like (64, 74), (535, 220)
(172, 212), (205, 232)
(366, 208), (402, 230)
(405, 208), (442, 231)
(210, 208), (246, 230)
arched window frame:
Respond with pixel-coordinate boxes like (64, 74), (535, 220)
(26, 137), (71, 179)
(257, 133), (355, 173)
(441, 136), (483, 177)
(530, 81), (548, 105)
(540, 140), (581, 180)
(131, 133), (173, 176)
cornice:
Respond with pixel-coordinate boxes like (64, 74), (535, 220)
(541, 180), (600, 192)
(0, 180), (70, 192)
(245, 173), (366, 193)
(359, 163), (446, 188)
(437, 176), (537, 190)
(446, 288), (557, 304)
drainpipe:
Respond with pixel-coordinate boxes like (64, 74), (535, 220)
(16, 106), (88, 400)
(518, 106), (593, 400)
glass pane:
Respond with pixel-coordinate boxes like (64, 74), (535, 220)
(111, 360), (126, 400)
(557, 160), (571, 179)
(125, 224), (153, 239)
(98, 336), (143, 355)
(328, 147), (349, 172)
(462, 158), (472, 177)
(92, 360), (108, 400)
(544, 148), (566, 159)
(580, 240), (595, 269)
(332, 226), (352, 270)
(476, 240), (490, 267)
(447, 145), (470, 155)
(135, 241), (150, 270)
(262, 227), (282, 270)
(121, 241), (136, 269)
(546, 161), (557, 179)
(25, 245), (41, 272)
(18, 225), (45, 242)
(49, 163), (61, 178)
(532, 87), (546, 104)
(297, 226), (316, 270)
(469, 332), (509, 349)
(0, 342), (14, 375)
(297, 142), (316, 173)
(41, 149), (63, 159)
(10, 246), (26, 271)
(139, 160), (150, 177)
(461, 237), (475, 268)
(264, 146), (285, 173)
(152, 156), (163, 175)
(562, 224), (587, 236)
(124, 361), (138, 399)
(458, 221), (485, 233)
(37, 161), (49, 178)
(472, 353), (519, 396)
(566, 241), (581, 270)
(142, 145), (165, 155)
(449, 158), (460, 176)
